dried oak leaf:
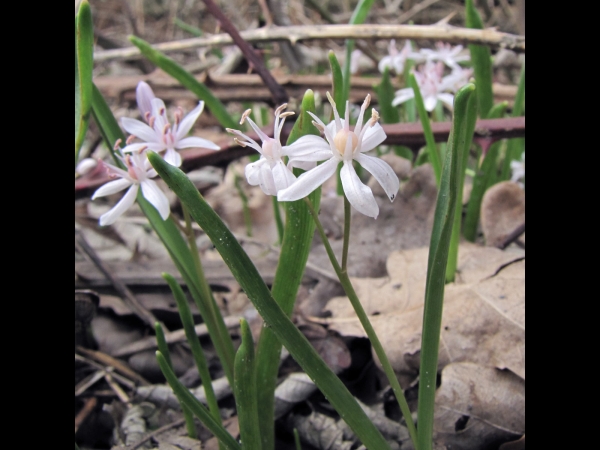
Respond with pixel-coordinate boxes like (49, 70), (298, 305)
(323, 243), (525, 379)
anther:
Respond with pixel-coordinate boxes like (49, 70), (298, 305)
(369, 109), (380, 127)
(240, 109), (252, 125)
(113, 139), (122, 150)
(311, 120), (324, 132)
(126, 135), (136, 145)
(280, 112), (295, 118)
(162, 123), (171, 135)
(149, 116), (156, 129)
(144, 112), (151, 122)
(275, 104), (288, 116)
(363, 94), (371, 110)
(234, 138), (247, 147)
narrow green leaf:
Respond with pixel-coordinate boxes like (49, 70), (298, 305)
(375, 67), (400, 124)
(255, 90), (321, 450)
(234, 319), (261, 450)
(418, 84), (475, 450)
(163, 273), (222, 427)
(342, 0), (375, 103)
(155, 322), (198, 439)
(409, 73), (442, 185)
(465, 0), (494, 118)
(148, 152), (391, 450)
(156, 352), (241, 450)
(129, 35), (237, 130)
(327, 51), (345, 118)
(75, 0), (94, 165)
(445, 88), (478, 282)
(462, 101), (507, 242)
(91, 85), (236, 385)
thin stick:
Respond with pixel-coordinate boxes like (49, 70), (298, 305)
(94, 23), (525, 61)
(201, 0), (289, 105)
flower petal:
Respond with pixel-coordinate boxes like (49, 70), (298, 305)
(438, 93), (455, 110)
(140, 179), (170, 220)
(284, 135), (333, 161)
(136, 82), (155, 119)
(92, 178), (133, 199)
(99, 184), (139, 226)
(163, 148), (182, 167)
(355, 153), (400, 202)
(175, 102), (204, 140)
(360, 123), (387, 153)
(340, 162), (379, 218)
(121, 143), (152, 154)
(176, 136), (220, 150)
(424, 96), (437, 112)
(121, 118), (160, 143)
(278, 157), (339, 202)
(257, 162), (277, 196)
(245, 158), (267, 186)
(272, 160), (297, 192)
(392, 88), (414, 106)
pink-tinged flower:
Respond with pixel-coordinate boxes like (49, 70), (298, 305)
(278, 93), (399, 219)
(226, 104), (303, 196)
(419, 42), (470, 69)
(378, 40), (422, 75)
(92, 150), (170, 226)
(120, 81), (220, 167)
(442, 65), (474, 92)
(392, 61), (455, 111)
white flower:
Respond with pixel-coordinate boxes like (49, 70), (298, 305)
(510, 153), (525, 184)
(442, 65), (474, 93)
(392, 61), (455, 111)
(120, 81), (220, 167)
(278, 93), (399, 219)
(92, 150), (170, 226)
(378, 40), (422, 75)
(226, 104), (302, 196)
(419, 42), (470, 69)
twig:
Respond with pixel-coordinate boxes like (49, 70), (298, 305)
(496, 222), (525, 250)
(75, 397), (97, 433)
(94, 24), (525, 62)
(127, 418), (187, 450)
(201, 0), (289, 105)
(75, 229), (165, 331)
(76, 346), (151, 386)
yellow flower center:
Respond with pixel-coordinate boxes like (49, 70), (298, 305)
(333, 129), (358, 157)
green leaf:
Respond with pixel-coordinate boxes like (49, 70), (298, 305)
(148, 151), (391, 450)
(409, 73), (442, 185)
(417, 84), (475, 450)
(465, 0), (494, 118)
(75, 0), (94, 165)
(156, 352), (241, 450)
(327, 51), (345, 118)
(500, 60), (525, 180)
(163, 273), (221, 427)
(255, 90), (321, 450)
(129, 35), (237, 130)
(375, 67), (400, 124)
(234, 319), (261, 450)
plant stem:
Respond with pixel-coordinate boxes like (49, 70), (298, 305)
(303, 197), (419, 449)
(341, 195), (351, 272)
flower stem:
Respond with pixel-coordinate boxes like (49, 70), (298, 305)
(341, 195), (351, 272)
(303, 197), (419, 449)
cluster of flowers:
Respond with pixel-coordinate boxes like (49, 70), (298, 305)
(93, 82), (400, 225)
(378, 40), (473, 112)
(92, 82), (220, 226)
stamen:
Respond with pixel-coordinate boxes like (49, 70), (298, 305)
(311, 120), (325, 132)
(174, 107), (184, 125)
(162, 123), (171, 135)
(144, 111), (151, 122)
(326, 91), (336, 108)
(159, 107), (166, 116)
(234, 138), (247, 147)
(149, 116), (156, 129)
(113, 139), (122, 150)
(126, 135), (136, 145)
(280, 112), (295, 118)
(274, 104), (288, 116)
(240, 109), (252, 125)
(369, 109), (380, 127)
(362, 94), (371, 110)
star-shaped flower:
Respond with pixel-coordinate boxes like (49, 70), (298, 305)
(226, 104), (305, 196)
(120, 82), (220, 167)
(278, 93), (399, 219)
(419, 42), (470, 69)
(92, 150), (170, 226)
(378, 40), (422, 75)
(392, 61), (455, 111)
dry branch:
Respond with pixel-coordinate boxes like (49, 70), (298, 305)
(94, 24), (525, 62)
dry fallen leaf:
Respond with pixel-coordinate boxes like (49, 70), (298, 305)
(433, 362), (525, 449)
(323, 244), (525, 378)
(480, 181), (525, 247)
